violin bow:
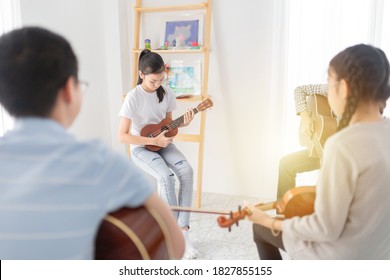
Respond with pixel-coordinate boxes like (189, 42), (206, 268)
(171, 206), (229, 215)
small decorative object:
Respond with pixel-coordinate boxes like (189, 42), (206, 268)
(191, 41), (200, 49)
(144, 39), (151, 50)
(160, 41), (168, 50)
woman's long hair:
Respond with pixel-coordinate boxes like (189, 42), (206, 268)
(329, 44), (390, 131)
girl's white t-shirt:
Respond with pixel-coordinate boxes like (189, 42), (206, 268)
(119, 85), (177, 150)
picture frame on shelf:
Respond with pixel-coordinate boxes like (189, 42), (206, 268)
(160, 14), (204, 49)
(166, 60), (202, 98)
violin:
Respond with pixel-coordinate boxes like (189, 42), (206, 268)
(217, 186), (316, 231)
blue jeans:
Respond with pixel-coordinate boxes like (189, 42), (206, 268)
(131, 144), (194, 228)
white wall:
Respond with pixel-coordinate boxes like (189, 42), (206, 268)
(19, 0), (286, 200)
(20, 0), (124, 152)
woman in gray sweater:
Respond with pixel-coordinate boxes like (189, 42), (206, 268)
(249, 44), (390, 259)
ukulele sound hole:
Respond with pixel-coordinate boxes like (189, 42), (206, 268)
(161, 126), (169, 132)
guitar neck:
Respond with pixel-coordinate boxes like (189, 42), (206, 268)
(169, 108), (199, 129)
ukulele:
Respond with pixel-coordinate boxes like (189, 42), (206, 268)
(299, 94), (338, 158)
(95, 206), (176, 260)
(141, 98), (213, 151)
(217, 186), (316, 231)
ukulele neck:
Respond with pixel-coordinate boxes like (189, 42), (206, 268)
(169, 108), (199, 129)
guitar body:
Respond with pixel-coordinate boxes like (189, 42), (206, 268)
(141, 118), (178, 152)
(299, 94), (337, 158)
(95, 207), (175, 260)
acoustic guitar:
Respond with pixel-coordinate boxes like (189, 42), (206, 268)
(141, 98), (213, 151)
(95, 206), (175, 260)
(299, 94), (338, 158)
(217, 186), (316, 231)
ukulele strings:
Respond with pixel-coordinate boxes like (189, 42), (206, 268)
(149, 107), (200, 137)
(149, 116), (184, 137)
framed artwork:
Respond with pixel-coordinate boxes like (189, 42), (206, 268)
(166, 60), (202, 98)
(161, 14), (204, 48)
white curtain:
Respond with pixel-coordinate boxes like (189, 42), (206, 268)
(0, 0), (21, 137)
(270, 0), (390, 186)
(281, 0), (390, 154)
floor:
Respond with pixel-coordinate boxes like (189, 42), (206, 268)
(185, 192), (291, 260)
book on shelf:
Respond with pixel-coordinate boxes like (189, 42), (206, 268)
(166, 60), (201, 98)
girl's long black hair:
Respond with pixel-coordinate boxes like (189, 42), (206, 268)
(329, 44), (390, 131)
(137, 49), (166, 103)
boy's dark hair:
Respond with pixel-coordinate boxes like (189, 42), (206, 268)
(0, 26), (78, 117)
(137, 49), (166, 103)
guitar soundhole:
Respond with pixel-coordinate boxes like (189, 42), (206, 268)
(161, 126), (169, 132)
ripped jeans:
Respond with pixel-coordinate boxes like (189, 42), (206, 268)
(131, 144), (194, 228)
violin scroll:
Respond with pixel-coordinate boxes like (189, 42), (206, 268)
(216, 205), (250, 231)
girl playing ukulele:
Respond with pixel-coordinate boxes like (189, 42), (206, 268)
(118, 50), (199, 259)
